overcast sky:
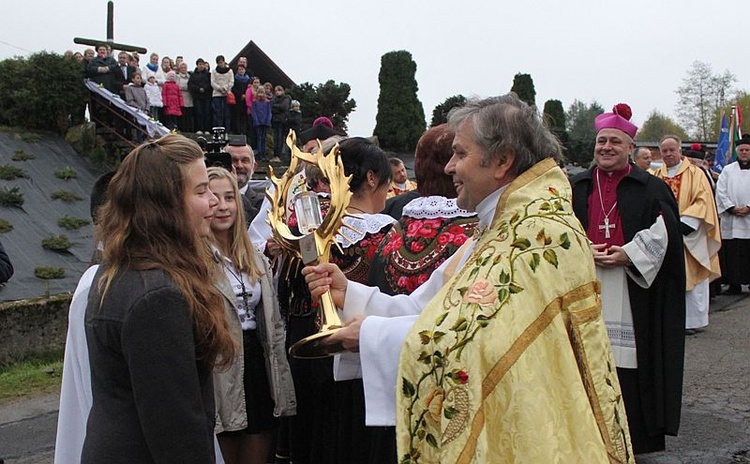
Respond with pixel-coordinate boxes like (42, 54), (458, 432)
(1, 0), (746, 139)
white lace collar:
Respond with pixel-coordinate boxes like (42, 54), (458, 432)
(402, 196), (475, 219)
(335, 213), (395, 248)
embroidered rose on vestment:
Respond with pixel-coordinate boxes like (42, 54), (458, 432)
(463, 278), (496, 305)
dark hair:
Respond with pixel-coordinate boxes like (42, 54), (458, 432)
(215, 55), (225, 64)
(337, 137), (392, 193)
(414, 124), (456, 198)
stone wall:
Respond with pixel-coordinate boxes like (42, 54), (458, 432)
(0, 293), (71, 364)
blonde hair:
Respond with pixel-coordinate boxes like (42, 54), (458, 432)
(207, 167), (261, 278)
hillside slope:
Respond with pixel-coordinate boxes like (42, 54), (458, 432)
(0, 130), (101, 301)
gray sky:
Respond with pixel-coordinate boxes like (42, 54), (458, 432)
(1, 0), (746, 139)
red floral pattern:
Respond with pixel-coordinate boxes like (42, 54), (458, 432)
(375, 215), (478, 295)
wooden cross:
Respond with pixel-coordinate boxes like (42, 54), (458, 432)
(599, 217), (615, 239)
(73, 1), (147, 54)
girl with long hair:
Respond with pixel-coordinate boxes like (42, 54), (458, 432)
(207, 167), (295, 464)
(81, 134), (233, 463)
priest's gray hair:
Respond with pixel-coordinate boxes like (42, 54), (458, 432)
(447, 93), (562, 177)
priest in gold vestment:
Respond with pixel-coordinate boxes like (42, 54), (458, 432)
(304, 94), (634, 463)
(654, 135), (721, 330)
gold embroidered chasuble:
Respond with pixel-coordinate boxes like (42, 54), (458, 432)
(654, 161), (721, 290)
(396, 159), (633, 463)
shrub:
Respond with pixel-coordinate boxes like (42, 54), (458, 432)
(11, 150), (35, 161)
(54, 167), (77, 180)
(0, 165), (28, 180)
(0, 187), (24, 207)
(50, 190), (82, 202)
(34, 266), (65, 279)
(0, 219), (12, 233)
(57, 216), (90, 230)
(20, 132), (41, 143)
(41, 235), (71, 251)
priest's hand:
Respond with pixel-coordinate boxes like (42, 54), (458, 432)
(325, 315), (364, 352)
(302, 263), (348, 308)
(592, 243), (631, 268)
(733, 206), (750, 217)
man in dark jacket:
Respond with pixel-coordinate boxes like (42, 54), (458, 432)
(226, 135), (263, 225)
(188, 58), (212, 133)
(271, 86), (291, 161)
(85, 44), (119, 94)
(111, 51), (137, 98)
(570, 103), (686, 455)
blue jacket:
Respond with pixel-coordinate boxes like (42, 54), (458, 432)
(251, 100), (272, 127)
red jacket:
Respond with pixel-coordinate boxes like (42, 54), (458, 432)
(162, 81), (184, 116)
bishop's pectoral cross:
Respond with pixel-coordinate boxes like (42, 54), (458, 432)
(599, 217), (615, 239)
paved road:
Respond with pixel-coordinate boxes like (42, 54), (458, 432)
(1, 294), (748, 463)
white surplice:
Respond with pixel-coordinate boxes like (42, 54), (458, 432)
(344, 188), (503, 426)
(598, 215), (668, 368)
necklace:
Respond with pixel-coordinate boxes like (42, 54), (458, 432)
(224, 262), (253, 321)
(595, 166), (629, 239)
(348, 205), (368, 214)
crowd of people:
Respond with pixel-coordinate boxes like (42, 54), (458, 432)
(77, 44), (301, 161)
(50, 87), (750, 464)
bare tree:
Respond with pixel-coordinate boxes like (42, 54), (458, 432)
(675, 60), (736, 140)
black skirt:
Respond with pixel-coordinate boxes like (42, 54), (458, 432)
(222, 329), (278, 435)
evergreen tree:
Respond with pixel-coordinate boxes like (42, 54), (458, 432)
(430, 95), (466, 127)
(510, 73), (536, 107)
(288, 80), (356, 133)
(566, 100), (604, 166)
(542, 99), (569, 157)
(374, 50), (426, 152)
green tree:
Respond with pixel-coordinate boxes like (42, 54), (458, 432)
(430, 95), (466, 127)
(542, 99), (568, 157)
(0, 52), (87, 134)
(711, 91), (750, 138)
(637, 110), (689, 142)
(566, 100), (604, 166)
(510, 73), (536, 107)
(288, 80), (357, 133)
(675, 60), (736, 140)
(374, 50), (426, 152)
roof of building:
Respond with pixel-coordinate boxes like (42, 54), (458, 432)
(229, 41), (295, 89)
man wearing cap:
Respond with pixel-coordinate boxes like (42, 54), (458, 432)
(715, 134), (750, 294)
(571, 103), (686, 454)
(683, 143), (716, 190)
(654, 135), (721, 333)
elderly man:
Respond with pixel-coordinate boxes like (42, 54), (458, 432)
(386, 157), (418, 198)
(715, 134), (750, 294)
(571, 104), (685, 454)
(225, 135), (262, 225)
(654, 135), (721, 332)
(304, 94), (633, 463)
(633, 147), (653, 171)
